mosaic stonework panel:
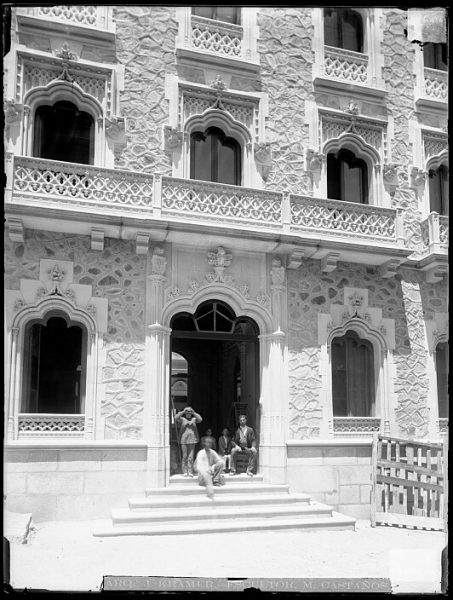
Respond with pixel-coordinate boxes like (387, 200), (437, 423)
(289, 348), (323, 439)
(114, 6), (177, 173)
(102, 343), (144, 439)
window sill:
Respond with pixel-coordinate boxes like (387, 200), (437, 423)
(176, 47), (260, 76)
(313, 75), (387, 103)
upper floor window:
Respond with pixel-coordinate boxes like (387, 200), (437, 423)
(324, 8), (364, 53)
(332, 330), (375, 417)
(22, 315), (86, 414)
(192, 6), (241, 25)
(190, 126), (241, 185)
(423, 43), (448, 71)
(327, 149), (368, 203)
(436, 341), (448, 419)
(33, 100), (94, 165)
(429, 165), (449, 215)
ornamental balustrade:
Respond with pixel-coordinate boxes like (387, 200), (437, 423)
(11, 157), (408, 248)
(290, 194), (399, 242)
(28, 5), (113, 30)
(324, 46), (369, 84)
(18, 413), (85, 436)
(424, 68), (448, 102)
(190, 15), (243, 58)
(420, 212), (449, 255)
(333, 417), (381, 435)
(13, 156), (153, 212)
(161, 176), (282, 228)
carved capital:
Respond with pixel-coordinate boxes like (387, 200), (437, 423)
(151, 246), (167, 276)
(163, 126), (184, 152)
(410, 166), (427, 188)
(383, 163), (400, 195)
(105, 116), (126, 144)
(306, 149), (325, 173)
(4, 100), (23, 125)
(136, 232), (149, 255)
(270, 257), (285, 286)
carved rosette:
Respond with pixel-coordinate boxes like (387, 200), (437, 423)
(54, 41), (79, 61)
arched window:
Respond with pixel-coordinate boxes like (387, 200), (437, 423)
(33, 100), (94, 164)
(436, 341), (448, 419)
(423, 43), (448, 71)
(22, 315), (86, 414)
(327, 149), (368, 203)
(331, 330), (375, 417)
(324, 8), (364, 53)
(428, 165), (449, 215)
(192, 6), (241, 25)
(190, 126), (241, 185)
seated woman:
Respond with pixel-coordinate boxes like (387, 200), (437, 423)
(200, 428), (217, 451)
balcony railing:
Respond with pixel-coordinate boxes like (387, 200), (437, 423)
(11, 156), (406, 249)
(424, 67), (448, 102)
(324, 45), (369, 85)
(18, 5), (114, 31)
(190, 15), (243, 59)
(17, 413), (85, 437)
(290, 194), (400, 243)
(333, 417), (381, 436)
(161, 176), (281, 228)
(13, 156), (153, 213)
(420, 212), (449, 255)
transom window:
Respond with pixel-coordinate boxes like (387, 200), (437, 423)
(190, 126), (242, 185)
(428, 165), (449, 215)
(22, 315), (86, 414)
(33, 100), (94, 165)
(192, 6), (241, 25)
(327, 149), (368, 203)
(423, 43), (448, 71)
(332, 330), (375, 417)
(324, 8), (364, 53)
(171, 301), (257, 337)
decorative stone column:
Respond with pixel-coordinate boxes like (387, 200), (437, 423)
(143, 246), (171, 488)
(6, 327), (19, 440)
(258, 257), (289, 484)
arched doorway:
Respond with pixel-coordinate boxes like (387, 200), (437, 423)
(169, 300), (259, 475)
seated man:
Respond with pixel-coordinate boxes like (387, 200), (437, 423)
(195, 437), (225, 499)
(200, 428), (217, 451)
(218, 427), (233, 472)
(230, 414), (257, 477)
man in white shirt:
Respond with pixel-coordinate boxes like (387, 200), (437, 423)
(195, 437), (225, 499)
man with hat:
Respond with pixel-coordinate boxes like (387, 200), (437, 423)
(174, 406), (202, 477)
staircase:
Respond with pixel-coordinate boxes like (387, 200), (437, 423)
(93, 474), (356, 537)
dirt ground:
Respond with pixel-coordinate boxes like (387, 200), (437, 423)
(9, 519), (446, 594)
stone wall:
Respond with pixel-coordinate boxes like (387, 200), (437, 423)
(113, 5), (177, 174)
(287, 260), (447, 440)
(4, 231), (147, 439)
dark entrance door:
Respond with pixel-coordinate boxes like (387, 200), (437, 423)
(169, 301), (259, 475)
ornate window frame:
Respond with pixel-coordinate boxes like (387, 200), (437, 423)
(4, 259), (108, 440)
(164, 78), (269, 187)
(318, 287), (396, 438)
(4, 48), (125, 168)
(413, 42), (448, 111)
(312, 7), (385, 93)
(425, 312), (448, 437)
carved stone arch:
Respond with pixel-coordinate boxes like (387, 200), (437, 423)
(24, 79), (104, 121)
(11, 295), (97, 335)
(323, 132), (381, 169)
(162, 284), (273, 335)
(326, 318), (388, 360)
(426, 150), (448, 173)
(185, 108), (252, 147)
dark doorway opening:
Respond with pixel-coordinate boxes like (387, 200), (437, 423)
(169, 301), (259, 475)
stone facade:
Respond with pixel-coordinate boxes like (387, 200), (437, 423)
(4, 6), (448, 521)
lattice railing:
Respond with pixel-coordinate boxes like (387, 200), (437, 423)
(191, 15), (243, 58)
(18, 414), (85, 436)
(420, 213), (449, 254)
(424, 68), (448, 102)
(161, 176), (282, 228)
(334, 417), (381, 435)
(290, 195), (398, 242)
(13, 156), (153, 212)
(37, 5), (98, 27)
(324, 46), (369, 84)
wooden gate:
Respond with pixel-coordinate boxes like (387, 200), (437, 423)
(371, 434), (448, 531)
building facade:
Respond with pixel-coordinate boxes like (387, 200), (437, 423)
(4, 6), (448, 521)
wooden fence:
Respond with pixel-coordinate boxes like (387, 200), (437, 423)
(371, 434), (448, 531)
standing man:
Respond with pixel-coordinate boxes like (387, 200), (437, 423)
(230, 414), (257, 477)
(174, 406), (202, 477)
(195, 437), (225, 499)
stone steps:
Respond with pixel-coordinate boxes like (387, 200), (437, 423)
(92, 479), (356, 537)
